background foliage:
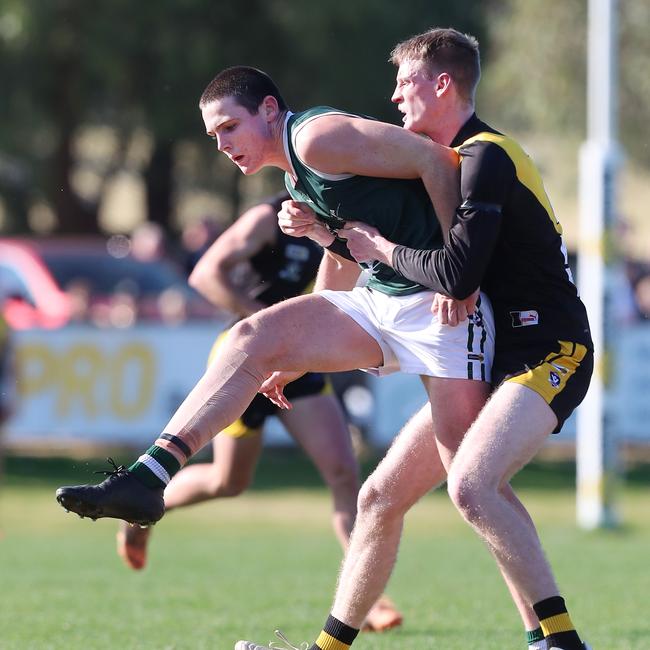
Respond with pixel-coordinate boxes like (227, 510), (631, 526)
(0, 1), (648, 241)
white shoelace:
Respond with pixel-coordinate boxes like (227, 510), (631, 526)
(268, 629), (309, 650)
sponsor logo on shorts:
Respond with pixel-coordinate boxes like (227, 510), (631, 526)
(549, 371), (561, 388)
(510, 310), (539, 328)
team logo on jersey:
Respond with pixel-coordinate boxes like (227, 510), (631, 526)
(278, 261), (302, 283)
(327, 204), (346, 230)
(550, 361), (568, 375)
(510, 310), (539, 328)
(549, 371), (561, 388)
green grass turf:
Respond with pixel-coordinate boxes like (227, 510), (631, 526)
(1, 453), (649, 649)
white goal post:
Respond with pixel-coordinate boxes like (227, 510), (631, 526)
(576, 0), (620, 529)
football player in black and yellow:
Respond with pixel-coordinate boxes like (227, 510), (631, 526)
(322, 28), (592, 650)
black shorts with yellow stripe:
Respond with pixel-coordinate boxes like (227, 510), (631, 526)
(493, 340), (593, 433)
(208, 329), (331, 438)
(224, 372), (331, 437)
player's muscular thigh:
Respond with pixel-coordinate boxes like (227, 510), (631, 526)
(232, 294), (382, 371)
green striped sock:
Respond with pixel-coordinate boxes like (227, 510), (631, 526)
(526, 627), (547, 649)
(129, 445), (181, 489)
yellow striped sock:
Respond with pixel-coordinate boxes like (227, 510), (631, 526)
(540, 612), (574, 636)
(315, 631), (350, 650)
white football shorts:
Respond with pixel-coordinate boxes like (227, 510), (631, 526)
(319, 286), (494, 381)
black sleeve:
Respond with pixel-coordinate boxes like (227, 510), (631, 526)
(392, 140), (515, 299)
(325, 236), (356, 261)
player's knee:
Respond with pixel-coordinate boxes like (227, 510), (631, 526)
(357, 479), (403, 524)
(322, 457), (359, 494)
(206, 471), (252, 498)
(229, 315), (288, 366)
(446, 469), (486, 524)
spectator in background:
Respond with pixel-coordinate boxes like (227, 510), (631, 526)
(64, 278), (92, 323)
(181, 216), (223, 274)
(156, 287), (188, 326)
(130, 221), (167, 263)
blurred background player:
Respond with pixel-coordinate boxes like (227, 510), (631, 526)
(116, 192), (402, 632)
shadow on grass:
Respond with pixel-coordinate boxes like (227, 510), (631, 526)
(4, 448), (650, 492)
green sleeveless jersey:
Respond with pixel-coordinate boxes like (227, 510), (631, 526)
(284, 106), (443, 295)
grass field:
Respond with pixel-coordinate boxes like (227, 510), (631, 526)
(1, 453), (649, 649)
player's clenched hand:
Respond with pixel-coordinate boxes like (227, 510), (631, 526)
(338, 221), (396, 265)
(431, 289), (480, 326)
(259, 370), (306, 409)
(278, 200), (334, 247)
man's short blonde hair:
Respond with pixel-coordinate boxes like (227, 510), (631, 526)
(390, 28), (481, 104)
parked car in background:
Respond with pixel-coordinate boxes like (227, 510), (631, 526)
(0, 239), (72, 329)
(0, 237), (219, 329)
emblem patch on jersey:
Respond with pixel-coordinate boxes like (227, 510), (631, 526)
(327, 205), (346, 230)
(278, 262), (302, 283)
(550, 362), (568, 375)
(549, 371), (561, 388)
(510, 310), (539, 328)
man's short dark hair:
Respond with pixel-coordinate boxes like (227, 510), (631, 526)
(199, 66), (287, 114)
(390, 28), (480, 104)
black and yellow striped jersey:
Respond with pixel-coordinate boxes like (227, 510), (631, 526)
(392, 114), (592, 375)
(248, 194), (323, 307)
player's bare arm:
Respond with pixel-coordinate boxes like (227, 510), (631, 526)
(294, 114), (461, 234)
(188, 203), (277, 317)
(313, 248), (361, 292)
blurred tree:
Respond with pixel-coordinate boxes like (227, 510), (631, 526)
(480, 1), (587, 135)
(0, 2), (495, 234)
(0, 0), (136, 233)
(618, 0), (650, 167)
(482, 0), (650, 166)
(3, 1), (648, 235)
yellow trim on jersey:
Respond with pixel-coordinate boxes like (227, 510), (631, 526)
(315, 631), (351, 650)
(507, 341), (588, 404)
(540, 612), (575, 636)
(457, 132), (562, 235)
